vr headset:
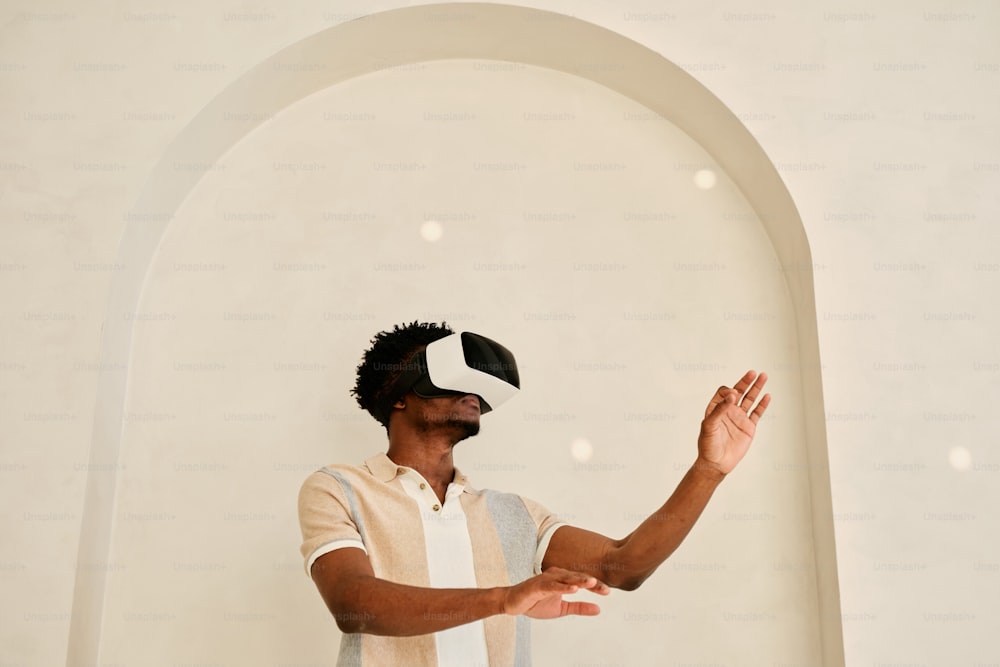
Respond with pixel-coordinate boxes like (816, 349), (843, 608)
(390, 332), (520, 414)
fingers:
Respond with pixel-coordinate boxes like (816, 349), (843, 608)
(749, 392), (772, 424)
(738, 371), (768, 413)
(570, 576), (610, 596)
(541, 567), (609, 594)
(732, 369), (758, 397)
(705, 370), (770, 419)
(562, 600), (602, 617)
(705, 384), (737, 418)
(542, 566), (591, 583)
(511, 568), (611, 619)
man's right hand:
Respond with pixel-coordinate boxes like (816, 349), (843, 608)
(501, 567), (610, 619)
(312, 549), (610, 636)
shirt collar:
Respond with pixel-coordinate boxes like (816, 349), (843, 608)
(364, 452), (401, 482)
(364, 451), (474, 491)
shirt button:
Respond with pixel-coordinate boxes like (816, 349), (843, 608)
(419, 483), (426, 490)
(432, 504), (441, 512)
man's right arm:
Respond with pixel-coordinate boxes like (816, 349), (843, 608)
(311, 547), (610, 636)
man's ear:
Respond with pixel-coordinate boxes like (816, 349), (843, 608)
(392, 397), (406, 409)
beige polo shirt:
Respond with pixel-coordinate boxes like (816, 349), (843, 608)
(298, 452), (565, 667)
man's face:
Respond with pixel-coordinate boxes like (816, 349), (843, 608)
(412, 392), (482, 441)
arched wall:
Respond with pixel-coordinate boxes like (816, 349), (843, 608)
(68, 3), (843, 665)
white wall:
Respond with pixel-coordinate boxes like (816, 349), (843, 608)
(100, 55), (824, 666)
(1, 1), (997, 666)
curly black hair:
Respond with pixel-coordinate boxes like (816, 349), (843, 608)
(351, 321), (454, 429)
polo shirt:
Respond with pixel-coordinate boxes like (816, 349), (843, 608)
(298, 452), (566, 666)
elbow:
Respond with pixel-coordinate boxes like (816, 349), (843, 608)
(321, 576), (377, 634)
(334, 617), (357, 634)
(325, 588), (374, 634)
(332, 608), (373, 634)
(599, 545), (654, 591)
(333, 611), (356, 634)
(599, 562), (651, 590)
(608, 571), (650, 592)
(614, 576), (644, 592)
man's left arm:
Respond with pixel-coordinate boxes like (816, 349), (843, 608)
(541, 370), (771, 591)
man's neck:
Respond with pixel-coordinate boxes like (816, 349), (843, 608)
(386, 434), (458, 502)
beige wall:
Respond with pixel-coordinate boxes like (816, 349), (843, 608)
(1, 1), (997, 666)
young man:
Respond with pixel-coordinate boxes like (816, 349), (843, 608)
(298, 321), (770, 666)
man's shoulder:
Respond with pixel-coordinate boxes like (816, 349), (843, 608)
(299, 454), (384, 490)
(316, 461), (368, 475)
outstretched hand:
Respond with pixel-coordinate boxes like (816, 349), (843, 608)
(502, 567), (610, 619)
(697, 370), (771, 478)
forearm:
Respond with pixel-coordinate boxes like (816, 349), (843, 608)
(552, 372), (769, 590)
(331, 575), (505, 636)
(606, 462), (724, 589)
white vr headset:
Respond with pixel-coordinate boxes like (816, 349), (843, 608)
(390, 332), (520, 413)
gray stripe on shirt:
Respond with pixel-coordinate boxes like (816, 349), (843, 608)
(485, 490), (537, 666)
(317, 467), (366, 667)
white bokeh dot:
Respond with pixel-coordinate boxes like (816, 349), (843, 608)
(693, 168), (717, 190)
(420, 219), (443, 242)
(570, 437), (593, 463)
(948, 446), (972, 471)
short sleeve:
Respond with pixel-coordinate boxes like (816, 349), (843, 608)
(297, 469), (367, 578)
(517, 495), (568, 575)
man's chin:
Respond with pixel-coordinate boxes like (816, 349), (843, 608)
(448, 418), (480, 441)
(419, 413), (480, 440)
(439, 413), (480, 441)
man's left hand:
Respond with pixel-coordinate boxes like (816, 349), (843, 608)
(696, 370), (771, 478)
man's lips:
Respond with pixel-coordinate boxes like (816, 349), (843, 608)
(460, 394), (480, 410)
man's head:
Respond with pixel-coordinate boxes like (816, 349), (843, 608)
(351, 321), (469, 435)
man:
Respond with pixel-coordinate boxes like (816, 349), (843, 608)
(298, 321), (770, 666)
